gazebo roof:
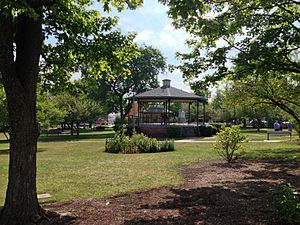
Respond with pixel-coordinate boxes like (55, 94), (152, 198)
(127, 79), (206, 102)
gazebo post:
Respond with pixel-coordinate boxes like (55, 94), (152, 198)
(168, 99), (171, 125)
(137, 100), (140, 126)
(196, 101), (199, 127)
(164, 101), (166, 125)
(188, 102), (191, 124)
(203, 102), (206, 125)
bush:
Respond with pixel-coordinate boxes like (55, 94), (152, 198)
(199, 125), (215, 137)
(272, 184), (300, 224)
(159, 139), (175, 152)
(213, 125), (247, 163)
(167, 126), (182, 138)
(210, 123), (224, 132)
(129, 133), (159, 153)
(105, 126), (127, 153)
(105, 127), (174, 154)
(95, 125), (106, 131)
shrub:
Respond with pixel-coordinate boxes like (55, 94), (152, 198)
(105, 126), (127, 153)
(271, 184), (300, 224)
(210, 123), (224, 132)
(167, 126), (182, 138)
(213, 125), (247, 163)
(105, 128), (173, 154)
(95, 125), (106, 131)
(199, 125), (215, 137)
(129, 133), (159, 153)
(159, 139), (175, 152)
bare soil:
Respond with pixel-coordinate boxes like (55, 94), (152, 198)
(42, 159), (300, 225)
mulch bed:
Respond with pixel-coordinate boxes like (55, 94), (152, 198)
(42, 158), (300, 225)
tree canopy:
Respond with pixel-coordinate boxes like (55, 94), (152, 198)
(77, 45), (167, 120)
(160, 0), (300, 86)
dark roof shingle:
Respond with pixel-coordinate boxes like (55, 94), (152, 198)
(127, 86), (206, 102)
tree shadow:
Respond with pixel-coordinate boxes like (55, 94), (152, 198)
(240, 147), (300, 159)
(124, 159), (299, 225)
(38, 133), (114, 143)
(0, 140), (9, 144)
(39, 210), (76, 225)
(0, 148), (47, 155)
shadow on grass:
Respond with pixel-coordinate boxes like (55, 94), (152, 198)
(0, 140), (9, 144)
(124, 159), (299, 225)
(38, 132), (114, 143)
(241, 129), (267, 134)
(240, 147), (300, 159)
(0, 148), (47, 155)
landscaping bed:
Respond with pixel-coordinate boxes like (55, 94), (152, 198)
(42, 158), (299, 225)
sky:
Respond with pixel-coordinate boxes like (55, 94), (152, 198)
(98, 0), (193, 91)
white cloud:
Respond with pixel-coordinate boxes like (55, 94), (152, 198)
(134, 23), (190, 54)
(157, 24), (190, 51)
(135, 30), (155, 43)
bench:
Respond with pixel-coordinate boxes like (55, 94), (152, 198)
(267, 131), (292, 140)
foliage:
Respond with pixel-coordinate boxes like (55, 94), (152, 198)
(78, 45), (166, 120)
(213, 125), (247, 163)
(36, 93), (67, 131)
(225, 77), (300, 134)
(159, 139), (175, 152)
(272, 184), (300, 224)
(167, 126), (183, 138)
(160, 0), (300, 85)
(105, 127), (175, 154)
(160, 0), (300, 136)
(55, 93), (103, 125)
(129, 133), (159, 153)
(198, 125), (216, 137)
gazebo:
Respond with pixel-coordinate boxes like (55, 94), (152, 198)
(126, 79), (208, 137)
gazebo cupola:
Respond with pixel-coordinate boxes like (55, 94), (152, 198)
(162, 79), (171, 88)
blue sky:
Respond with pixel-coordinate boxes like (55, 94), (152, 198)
(98, 0), (193, 91)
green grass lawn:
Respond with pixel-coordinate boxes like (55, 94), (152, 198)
(0, 129), (299, 206)
(195, 128), (299, 141)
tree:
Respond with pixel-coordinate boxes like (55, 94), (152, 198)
(210, 82), (290, 130)
(37, 92), (67, 132)
(82, 45), (167, 121)
(232, 75), (300, 136)
(160, 0), (300, 134)
(0, 1), (142, 224)
(160, 0), (300, 83)
(55, 93), (104, 136)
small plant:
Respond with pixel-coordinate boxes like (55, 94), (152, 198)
(159, 139), (175, 152)
(272, 184), (300, 224)
(198, 125), (215, 137)
(213, 125), (247, 163)
(105, 128), (173, 154)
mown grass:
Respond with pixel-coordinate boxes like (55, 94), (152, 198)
(0, 129), (299, 206)
(196, 128), (299, 141)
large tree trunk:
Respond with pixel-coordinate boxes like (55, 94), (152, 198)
(0, 5), (44, 225)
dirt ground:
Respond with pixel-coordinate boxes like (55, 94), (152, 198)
(42, 158), (300, 225)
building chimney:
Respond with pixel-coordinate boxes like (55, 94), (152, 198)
(162, 79), (171, 88)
